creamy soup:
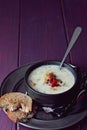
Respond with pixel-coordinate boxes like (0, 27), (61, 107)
(28, 65), (75, 94)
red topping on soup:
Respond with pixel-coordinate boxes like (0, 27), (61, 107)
(44, 72), (62, 87)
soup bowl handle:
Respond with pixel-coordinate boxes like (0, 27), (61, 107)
(69, 64), (87, 94)
(71, 72), (87, 114)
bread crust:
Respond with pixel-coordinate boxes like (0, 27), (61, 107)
(0, 92), (33, 122)
(0, 92), (32, 112)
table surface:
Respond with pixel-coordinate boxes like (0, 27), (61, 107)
(0, 0), (87, 130)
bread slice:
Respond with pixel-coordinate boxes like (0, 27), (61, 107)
(0, 92), (33, 122)
(0, 92), (32, 112)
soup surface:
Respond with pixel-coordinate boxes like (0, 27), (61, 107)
(28, 65), (75, 94)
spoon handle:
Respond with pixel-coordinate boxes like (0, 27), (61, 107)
(59, 26), (82, 69)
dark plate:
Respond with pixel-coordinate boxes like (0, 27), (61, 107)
(0, 64), (87, 130)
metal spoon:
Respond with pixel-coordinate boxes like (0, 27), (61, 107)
(59, 26), (82, 69)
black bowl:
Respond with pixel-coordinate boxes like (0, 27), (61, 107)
(25, 60), (80, 107)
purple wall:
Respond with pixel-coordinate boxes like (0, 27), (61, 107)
(0, 0), (87, 130)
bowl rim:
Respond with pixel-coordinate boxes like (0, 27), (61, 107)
(25, 60), (77, 96)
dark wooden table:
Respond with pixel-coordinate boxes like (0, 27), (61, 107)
(0, 0), (87, 130)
